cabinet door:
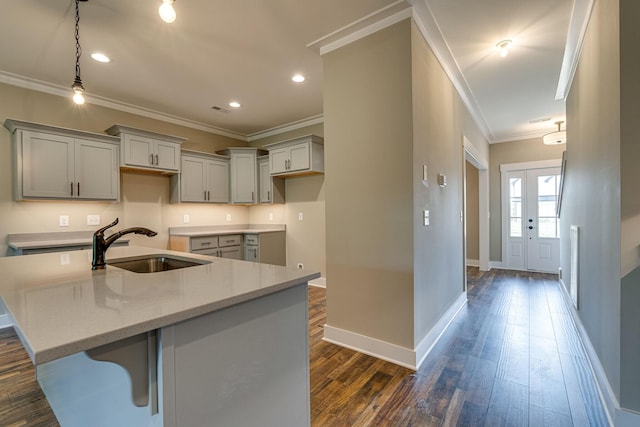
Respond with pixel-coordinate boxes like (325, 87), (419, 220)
(155, 141), (180, 171)
(21, 131), (74, 198)
(207, 159), (230, 203)
(270, 147), (289, 174)
(74, 139), (119, 200)
(230, 153), (256, 204)
(288, 142), (310, 172)
(258, 160), (272, 203)
(181, 157), (207, 202)
(122, 134), (154, 168)
(218, 246), (242, 260)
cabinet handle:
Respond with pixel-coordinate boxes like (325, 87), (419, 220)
(207, 190), (210, 201)
(201, 242), (211, 246)
(252, 191), (255, 202)
(204, 190), (207, 201)
(267, 191), (270, 201)
(155, 154), (159, 166)
(70, 182), (74, 196)
(77, 182), (80, 197)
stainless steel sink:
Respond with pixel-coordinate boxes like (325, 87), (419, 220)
(108, 255), (211, 273)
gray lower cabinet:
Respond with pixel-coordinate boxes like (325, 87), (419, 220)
(4, 119), (120, 201)
(171, 234), (242, 259)
(243, 232), (286, 266)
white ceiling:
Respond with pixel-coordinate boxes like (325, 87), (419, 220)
(0, 0), (581, 143)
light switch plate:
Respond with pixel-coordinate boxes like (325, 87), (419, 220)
(226, 213), (232, 222)
(183, 214), (190, 224)
(59, 215), (69, 227)
(298, 212), (304, 221)
(87, 215), (100, 226)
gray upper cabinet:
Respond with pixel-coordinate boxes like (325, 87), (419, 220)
(265, 135), (324, 176)
(176, 151), (229, 203)
(4, 119), (120, 201)
(258, 155), (285, 204)
(106, 124), (184, 173)
(217, 148), (267, 204)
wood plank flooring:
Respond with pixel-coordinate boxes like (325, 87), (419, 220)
(0, 268), (609, 426)
(309, 268), (609, 426)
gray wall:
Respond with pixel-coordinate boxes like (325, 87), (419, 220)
(324, 19), (415, 348)
(489, 138), (565, 262)
(561, 0), (622, 403)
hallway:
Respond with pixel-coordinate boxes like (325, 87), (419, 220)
(310, 268), (609, 426)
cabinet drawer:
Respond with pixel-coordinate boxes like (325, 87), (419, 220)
(192, 248), (219, 257)
(219, 246), (242, 259)
(218, 234), (242, 247)
(244, 234), (259, 245)
(191, 236), (218, 251)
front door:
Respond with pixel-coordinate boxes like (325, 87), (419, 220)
(504, 166), (560, 273)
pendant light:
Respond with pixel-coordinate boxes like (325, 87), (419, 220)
(543, 121), (567, 145)
(159, 0), (177, 23)
(71, 0), (88, 105)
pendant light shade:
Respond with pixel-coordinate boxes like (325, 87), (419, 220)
(543, 121), (566, 145)
(159, 0), (176, 23)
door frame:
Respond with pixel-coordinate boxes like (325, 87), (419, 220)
(500, 159), (562, 271)
(463, 137), (489, 272)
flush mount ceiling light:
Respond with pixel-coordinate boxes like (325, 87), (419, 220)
(71, 0), (88, 105)
(543, 121), (567, 145)
(496, 39), (512, 58)
(292, 74), (305, 83)
(229, 101), (241, 108)
(90, 52), (110, 63)
(159, 0), (176, 23)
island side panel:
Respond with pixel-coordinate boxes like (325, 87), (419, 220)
(161, 283), (310, 427)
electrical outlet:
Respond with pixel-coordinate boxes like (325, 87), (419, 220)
(183, 214), (190, 224)
(59, 215), (69, 227)
(298, 212), (304, 221)
(268, 212), (274, 221)
(226, 213), (232, 222)
(297, 263), (304, 270)
(87, 215), (100, 226)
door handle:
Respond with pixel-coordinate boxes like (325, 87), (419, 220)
(528, 226), (534, 230)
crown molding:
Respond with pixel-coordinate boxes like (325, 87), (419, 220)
(247, 115), (324, 141)
(555, 0), (596, 101)
(0, 70), (248, 141)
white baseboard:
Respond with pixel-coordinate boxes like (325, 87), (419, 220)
(0, 314), (11, 329)
(466, 259), (479, 267)
(323, 292), (467, 370)
(558, 279), (640, 427)
(489, 261), (506, 269)
(308, 277), (326, 288)
(415, 292), (467, 369)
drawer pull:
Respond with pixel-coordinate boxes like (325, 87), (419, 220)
(201, 242), (211, 246)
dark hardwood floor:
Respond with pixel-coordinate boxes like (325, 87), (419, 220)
(309, 268), (609, 426)
(0, 268), (609, 426)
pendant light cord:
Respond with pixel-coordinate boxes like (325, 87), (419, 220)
(74, 0), (82, 81)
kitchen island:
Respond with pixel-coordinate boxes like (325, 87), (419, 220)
(0, 246), (319, 426)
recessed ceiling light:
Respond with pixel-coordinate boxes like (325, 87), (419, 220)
(229, 101), (241, 108)
(91, 52), (111, 63)
(496, 40), (512, 57)
(292, 74), (305, 83)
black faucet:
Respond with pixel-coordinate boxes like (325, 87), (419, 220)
(92, 218), (157, 270)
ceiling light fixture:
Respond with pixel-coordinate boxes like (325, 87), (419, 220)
(159, 0), (176, 23)
(496, 39), (512, 58)
(91, 52), (110, 63)
(292, 74), (305, 83)
(543, 121), (567, 145)
(71, 0), (88, 105)
(229, 101), (241, 108)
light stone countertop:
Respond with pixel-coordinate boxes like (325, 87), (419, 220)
(0, 245), (319, 365)
(168, 224), (285, 237)
(8, 231), (129, 250)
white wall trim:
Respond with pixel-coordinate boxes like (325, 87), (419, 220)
(0, 314), (11, 330)
(558, 279), (617, 427)
(247, 115), (324, 141)
(555, 0), (596, 101)
(308, 277), (326, 288)
(414, 292), (467, 369)
(323, 325), (417, 370)
(466, 259), (479, 267)
(324, 292), (467, 370)
(464, 136), (490, 271)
